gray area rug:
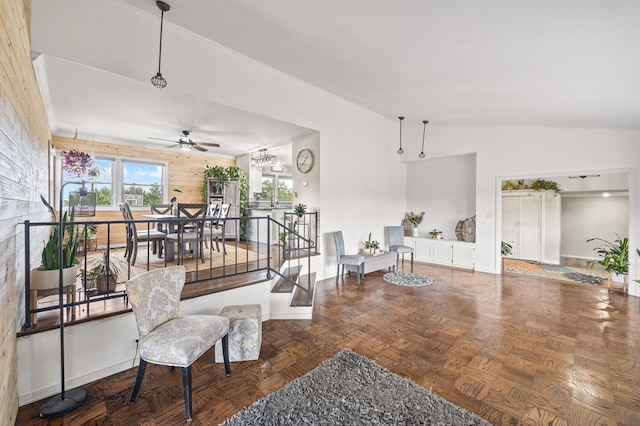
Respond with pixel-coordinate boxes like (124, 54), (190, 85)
(220, 348), (490, 425)
(383, 271), (434, 287)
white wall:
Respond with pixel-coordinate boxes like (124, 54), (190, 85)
(406, 153), (476, 239)
(403, 123), (640, 296)
(562, 194), (629, 260)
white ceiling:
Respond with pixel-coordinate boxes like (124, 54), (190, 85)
(31, 0), (640, 163)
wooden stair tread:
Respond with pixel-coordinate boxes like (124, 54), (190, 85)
(271, 266), (301, 293)
(290, 273), (315, 307)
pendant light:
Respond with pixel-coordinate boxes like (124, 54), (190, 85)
(397, 116), (405, 155)
(419, 120), (428, 159)
(151, 1), (170, 89)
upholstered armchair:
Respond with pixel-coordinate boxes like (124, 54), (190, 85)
(385, 226), (414, 272)
(126, 266), (231, 421)
(332, 231), (365, 284)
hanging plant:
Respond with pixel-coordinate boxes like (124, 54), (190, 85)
(63, 149), (95, 178)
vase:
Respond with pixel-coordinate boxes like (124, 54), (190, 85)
(412, 226), (419, 237)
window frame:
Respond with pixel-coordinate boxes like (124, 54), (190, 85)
(59, 154), (168, 211)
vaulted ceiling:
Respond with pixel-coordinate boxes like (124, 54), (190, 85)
(31, 0), (640, 161)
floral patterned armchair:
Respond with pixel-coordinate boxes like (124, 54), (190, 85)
(125, 265), (231, 421)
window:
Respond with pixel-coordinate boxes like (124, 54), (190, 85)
(61, 156), (166, 209)
(259, 175), (293, 202)
(122, 160), (164, 207)
(277, 177), (293, 201)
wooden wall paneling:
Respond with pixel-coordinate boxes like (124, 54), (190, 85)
(52, 136), (235, 248)
(1, 0), (51, 423)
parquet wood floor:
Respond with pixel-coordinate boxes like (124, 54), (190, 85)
(16, 261), (640, 425)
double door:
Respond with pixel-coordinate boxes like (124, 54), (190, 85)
(502, 194), (541, 262)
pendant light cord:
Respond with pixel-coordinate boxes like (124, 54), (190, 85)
(157, 9), (165, 74)
(419, 120), (428, 158)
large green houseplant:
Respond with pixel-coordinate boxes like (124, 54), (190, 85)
(587, 234), (629, 284)
(202, 165), (249, 237)
(31, 196), (81, 290)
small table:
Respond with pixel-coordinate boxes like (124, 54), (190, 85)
(346, 251), (397, 276)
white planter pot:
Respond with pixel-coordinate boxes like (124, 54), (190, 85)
(611, 272), (628, 285)
(412, 227), (419, 237)
(30, 266), (78, 290)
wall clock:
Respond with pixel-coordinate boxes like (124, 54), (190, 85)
(296, 148), (314, 173)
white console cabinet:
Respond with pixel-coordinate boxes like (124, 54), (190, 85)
(406, 237), (475, 270)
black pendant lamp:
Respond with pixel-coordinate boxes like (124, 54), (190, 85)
(151, 1), (170, 89)
(419, 120), (428, 159)
(397, 116), (405, 155)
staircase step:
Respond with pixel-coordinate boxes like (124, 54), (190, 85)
(291, 273), (316, 307)
(271, 266), (301, 293)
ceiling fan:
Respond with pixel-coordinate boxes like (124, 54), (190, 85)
(148, 130), (220, 152)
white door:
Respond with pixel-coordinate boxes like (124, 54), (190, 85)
(502, 195), (541, 262)
(519, 196), (541, 261)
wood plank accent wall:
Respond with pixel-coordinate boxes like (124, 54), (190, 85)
(51, 137), (235, 246)
(1, 0), (52, 422)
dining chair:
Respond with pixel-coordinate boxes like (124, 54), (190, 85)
(205, 203), (230, 254)
(126, 266), (231, 421)
(149, 203), (172, 253)
(332, 231), (365, 285)
(385, 226), (414, 272)
(166, 203), (207, 264)
(120, 203), (166, 266)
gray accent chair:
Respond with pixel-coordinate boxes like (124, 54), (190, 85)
(332, 231), (365, 285)
(385, 226), (414, 272)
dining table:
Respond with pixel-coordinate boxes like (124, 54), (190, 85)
(141, 214), (179, 262)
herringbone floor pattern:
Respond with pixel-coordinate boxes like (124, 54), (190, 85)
(16, 261), (640, 425)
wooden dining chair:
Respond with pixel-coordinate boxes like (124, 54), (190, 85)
(166, 203), (207, 264)
(149, 203), (173, 254)
(120, 203), (166, 266)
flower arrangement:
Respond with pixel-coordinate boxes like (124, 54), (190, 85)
(405, 211), (425, 227)
(63, 149), (95, 178)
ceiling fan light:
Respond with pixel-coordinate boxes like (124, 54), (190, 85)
(180, 143), (192, 151)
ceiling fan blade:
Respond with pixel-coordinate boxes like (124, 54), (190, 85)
(148, 137), (177, 143)
(165, 144), (181, 149)
(193, 145), (207, 152)
(196, 142), (221, 147)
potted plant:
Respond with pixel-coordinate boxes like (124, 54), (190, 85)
(81, 251), (124, 293)
(517, 179), (527, 190)
(429, 229), (443, 240)
(530, 179), (563, 195)
(405, 212), (425, 237)
(293, 203), (307, 217)
(501, 241), (514, 257)
(30, 198), (80, 291)
(502, 181), (517, 191)
(363, 232), (379, 254)
(587, 234), (629, 285)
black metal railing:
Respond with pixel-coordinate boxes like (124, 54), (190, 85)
(22, 214), (315, 330)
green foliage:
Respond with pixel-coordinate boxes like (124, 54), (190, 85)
(41, 211), (80, 270)
(84, 251), (123, 280)
(530, 179), (563, 194)
(202, 165), (249, 215)
(501, 241), (514, 256)
(293, 203), (307, 217)
(587, 234), (629, 275)
(502, 181), (517, 190)
(95, 187), (112, 205)
(364, 232), (373, 249)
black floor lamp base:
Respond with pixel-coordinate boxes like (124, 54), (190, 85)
(39, 388), (87, 419)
